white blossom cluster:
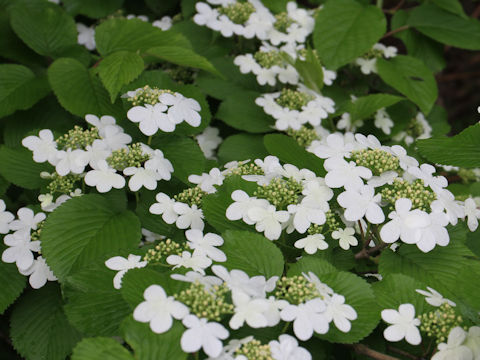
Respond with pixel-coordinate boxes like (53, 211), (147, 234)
(354, 42), (398, 75)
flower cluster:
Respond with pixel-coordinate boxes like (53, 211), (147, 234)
(354, 43), (398, 75)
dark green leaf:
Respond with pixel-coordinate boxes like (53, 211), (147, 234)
(62, 0), (124, 18)
(0, 245), (26, 314)
(287, 256), (337, 276)
(72, 337), (134, 360)
(347, 93), (403, 121)
(430, 0), (467, 18)
(217, 134), (269, 165)
(294, 48), (324, 92)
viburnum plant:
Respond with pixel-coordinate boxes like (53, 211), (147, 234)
(1, 0), (480, 359)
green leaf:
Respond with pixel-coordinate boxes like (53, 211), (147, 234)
(416, 123), (480, 168)
(62, 0), (124, 18)
(220, 230), (284, 278)
(0, 146), (50, 189)
(202, 175), (258, 233)
(430, 0), (467, 18)
(64, 267), (131, 336)
(48, 58), (123, 117)
(264, 134), (326, 176)
(72, 337), (134, 360)
(0, 245), (26, 314)
(218, 134), (269, 165)
(151, 135), (206, 184)
(97, 51), (144, 102)
(41, 194), (141, 281)
(287, 256), (337, 276)
(9, 0), (77, 57)
(313, 0), (386, 69)
(122, 317), (187, 360)
(95, 18), (191, 57)
(293, 48), (324, 92)
(10, 284), (82, 360)
(0, 64), (50, 118)
(145, 46), (221, 77)
(426, 105), (450, 136)
(408, 3), (480, 50)
(347, 94), (403, 121)
(376, 55), (438, 114)
(216, 91), (274, 133)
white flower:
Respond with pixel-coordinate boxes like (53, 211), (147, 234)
(389, 145), (418, 170)
(415, 287), (456, 307)
(127, 103), (171, 135)
(355, 57), (378, 75)
(294, 234), (328, 254)
(374, 108), (394, 135)
(302, 272), (334, 298)
(256, 66), (280, 86)
(2, 230), (41, 270)
(167, 250), (212, 274)
(144, 149), (173, 180)
(41, 194), (71, 212)
(105, 254), (147, 289)
(432, 327), (473, 360)
(226, 191), (269, 225)
(185, 229), (226, 262)
(380, 198), (431, 245)
(9, 208), (46, 232)
(234, 54), (261, 74)
(332, 227), (358, 250)
(152, 16), (173, 31)
(141, 228), (163, 243)
(194, 2), (221, 29)
(263, 296), (289, 327)
(374, 43), (398, 58)
(465, 326), (480, 359)
(229, 292), (269, 329)
(302, 178), (334, 206)
(337, 185), (384, 224)
(55, 148), (88, 176)
(280, 299), (328, 341)
(81, 139), (110, 168)
(309, 133), (354, 160)
(323, 68), (337, 86)
(407, 164), (448, 191)
(188, 168), (225, 194)
(196, 127), (222, 159)
(149, 192), (178, 224)
(431, 189), (465, 225)
(415, 208), (450, 253)
(324, 158), (372, 191)
(100, 125), (132, 151)
(22, 129), (58, 165)
(171, 271), (222, 291)
(181, 315), (229, 358)
(19, 256), (57, 289)
(133, 284), (189, 333)
(381, 303), (421, 345)
(124, 166), (161, 191)
(85, 161), (125, 193)
(323, 294), (357, 332)
(248, 204), (290, 240)
(76, 23), (95, 50)
(368, 171), (398, 188)
(0, 199), (14, 234)
(287, 202), (326, 234)
(159, 92), (202, 127)
(464, 198), (480, 232)
(269, 334), (312, 360)
(173, 203), (204, 230)
(85, 114), (116, 136)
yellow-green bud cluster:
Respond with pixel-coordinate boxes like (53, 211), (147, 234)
(107, 143), (150, 171)
(254, 50), (284, 69)
(297, 48), (320, 60)
(56, 126), (99, 150)
(226, 162), (263, 176)
(458, 168), (479, 183)
(254, 178), (303, 209)
(127, 86), (175, 106)
(362, 48), (385, 60)
(174, 282), (233, 321)
(31, 220), (45, 242)
(218, 2), (255, 24)
(174, 186), (207, 207)
(406, 117), (425, 138)
(274, 12), (293, 33)
(307, 210), (340, 235)
(287, 126), (319, 147)
(276, 88), (314, 111)
(381, 179), (436, 211)
(350, 149), (400, 176)
(47, 173), (81, 195)
(162, 64), (196, 85)
(274, 276), (319, 304)
(143, 239), (184, 263)
(419, 303), (466, 344)
(235, 339), (273, 360)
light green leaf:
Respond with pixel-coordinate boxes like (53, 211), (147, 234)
(62, 0), (124, 18)
(376, 55), (437, 114)
(48, 58), (123, 117)
(97, 50), (144, 102)
(313, 0), (386, 69)
(145, 46), (221, 77)
(0, 64), (50, 118)
(218, 134), (269, 165)
(293, 48), (324, 92)
(264, 134), (326, 176)
(221, 230), (284, 278)
(9, 0), (77, 57)
(216, 91), (274, 133)
(408, 3), (480, 50)
(72, 337), (134, 360)
(287, 256), (337, 276)
(122, 317), (187, 360)
(41, 194), (141, 281)
(0, 146), (50, 189)
(416, 123), (480, 168)
(0, 245), (26, 314)
(347, 93), (403, 121)
(10, 284), (82, 360)
(95, 18), (191, 57)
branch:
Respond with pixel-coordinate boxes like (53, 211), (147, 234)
(355, 242), (389, 259)
(347, 344), (401, 360)
(382, 25), (410, 39)
(388, 346), (421, 360)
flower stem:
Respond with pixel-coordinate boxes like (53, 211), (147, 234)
(280, 322), (290, 334)
(147, 136), (152, 145)
(376, 0), (383, 8)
